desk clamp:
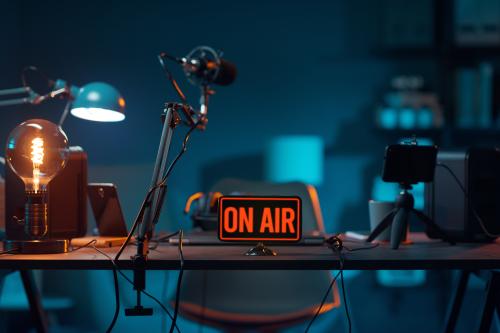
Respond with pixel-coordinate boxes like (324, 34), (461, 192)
(125, 240), (153, 316)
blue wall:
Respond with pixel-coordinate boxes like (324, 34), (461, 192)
(0, 1), (490, 332)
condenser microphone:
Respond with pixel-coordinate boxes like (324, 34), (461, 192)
(181, 57), (237, 86)
(175, 46), (237, 86)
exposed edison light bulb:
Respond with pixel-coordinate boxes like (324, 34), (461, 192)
(30, 137), (44, 193)
(6, 119), (68, 239)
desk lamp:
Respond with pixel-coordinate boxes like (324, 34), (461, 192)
(0, 67), (126, 253)
(0, 67), (126, 126)
(4, 119), (69, 253)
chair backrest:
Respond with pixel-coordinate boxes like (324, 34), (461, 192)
(176, 179), (338, 328)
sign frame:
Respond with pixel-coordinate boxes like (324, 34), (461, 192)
(218, 195), (302, 243)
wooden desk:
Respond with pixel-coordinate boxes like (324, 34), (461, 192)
(1, 233), (499, 333)
(0, 233), (498, 271)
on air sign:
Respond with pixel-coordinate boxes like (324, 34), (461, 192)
(218, 196), (302, 242)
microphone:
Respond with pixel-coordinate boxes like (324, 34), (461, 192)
(161, 46), (236, 86)
(181, 57), (237, 86)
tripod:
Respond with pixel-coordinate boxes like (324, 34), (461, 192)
(366, 184), (453, 249)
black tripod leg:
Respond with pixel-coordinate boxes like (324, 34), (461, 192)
(412, 209), (455, 245)
(477, 271), (500, 333)
(390, 208), (408, 249)
(444, 271), (470, 333)
(366, 210), (397, 242)
(20, 270), (49, 333)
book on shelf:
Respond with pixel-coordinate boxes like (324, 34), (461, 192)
(456, 63), (495, 129)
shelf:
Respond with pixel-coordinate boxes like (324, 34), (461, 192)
(374, 127), (500, 148)
(374, 128), (443, 136)
(373, 46), (500, 62)
(371, 47), (438, 59)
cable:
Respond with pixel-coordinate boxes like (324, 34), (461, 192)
(69, 239), (97, 252)
(0, 248), (19, 255)
(21, 66), (51, 88)
(327, 234), (380, 252)
(343, 242), (379, 252)
(142, 288), (180, 333)
(115, 119), (201, 261)
(158, 54), (188, 104)
(436, 163), (500, 238)
(339, 253), (352, 333)
(149, 230), (182, 251)
(107, 267), (120, 333)
(86, 245), (121, 333)
(163, 122), (199, 181)
(114, 185), (158, 260)
(304, 270), (341, 333)
(155, 231), (181, 243)
(307, 236), (357, 333)
(169, 230), (185, 333)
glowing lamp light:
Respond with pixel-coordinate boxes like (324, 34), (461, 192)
(6, 119), (68, 195)
(69, 82), (126, 122)
(5, 119), (69, 252)
(0, 70), (126, 126)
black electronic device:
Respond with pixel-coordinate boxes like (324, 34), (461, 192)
(5, 147), (87, 241)
(425, 147), (500, 242)
(88, 183), (128, 237)
(367, 143), (450, 249)
(383, 144), (438, 184)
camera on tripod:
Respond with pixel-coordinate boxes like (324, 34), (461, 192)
(367, 141), (452, 249)
(382, 143), (437, 185)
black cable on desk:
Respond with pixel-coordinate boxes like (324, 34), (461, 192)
(150, 231), (181, 251)
(343, 242), (379, 252)
(69, 239), (97, 252)
(155, 231), (181, 243)
(0, 248), (19, 255)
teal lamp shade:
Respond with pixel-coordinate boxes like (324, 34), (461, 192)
(70, 82), (125, 122)
(265, 135), (324, 186)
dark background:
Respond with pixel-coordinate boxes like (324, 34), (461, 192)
(0, 0), (497, 332)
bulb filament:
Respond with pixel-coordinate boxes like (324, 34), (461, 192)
(30, 137), (44, 193)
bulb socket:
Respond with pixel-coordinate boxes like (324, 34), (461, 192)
(25, 190), (48, 239)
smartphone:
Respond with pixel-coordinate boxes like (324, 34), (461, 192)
(382, 144), (438, 184)
(88, 183), (128, 237)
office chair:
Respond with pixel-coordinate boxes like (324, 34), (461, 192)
(175, 179), (340, 331)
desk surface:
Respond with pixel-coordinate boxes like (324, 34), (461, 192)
(0, 233), (499, 270)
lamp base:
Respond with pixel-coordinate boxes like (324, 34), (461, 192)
(245, 242), (277, 256)
(4, 239), (69, 254)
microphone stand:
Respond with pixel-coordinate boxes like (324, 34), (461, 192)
(124, 103), (183, 316)
(125, 94), (209, 317)
(123, 47), (223, 317)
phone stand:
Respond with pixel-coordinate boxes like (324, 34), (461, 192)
(366, 184), (454, 249)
